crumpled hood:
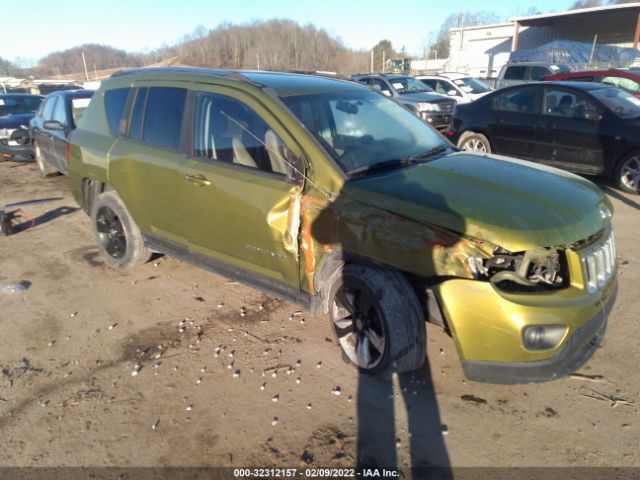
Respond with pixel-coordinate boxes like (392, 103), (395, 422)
(0, 113), (34, 129)
(344, 152), (612, 252)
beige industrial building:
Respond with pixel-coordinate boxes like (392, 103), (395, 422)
(447, 2), (640, 78)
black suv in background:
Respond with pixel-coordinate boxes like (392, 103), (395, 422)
(29, 89), (94, 176)
(351, 74), (455, 131)
(0, 94), (43, 162)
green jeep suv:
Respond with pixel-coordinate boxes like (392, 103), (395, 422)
(68, 68), (617, 383)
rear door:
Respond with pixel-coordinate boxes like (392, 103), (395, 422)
(498, 65), (527, 88)
(33, 96), (56, 160)
(180, 88), (302, 286)
(488, 86), (542, 159)
(49, 95), (70, 173)
(536, 87), (606, 174)
(108, 84), (190, 245)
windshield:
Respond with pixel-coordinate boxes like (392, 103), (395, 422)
(388, 77), (434, 94)
(591, 87), (640, 119)
(0, 96), (42, 117)
(452, 77), (492, 94)
(282, 90), (448, 174)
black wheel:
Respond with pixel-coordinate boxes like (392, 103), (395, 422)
(458, 131), (491, 154)
(91, 191), (151, 268)
(34, 141), (57, 178)
(615, 152), (640, 194)
(328, 263), (426, 376)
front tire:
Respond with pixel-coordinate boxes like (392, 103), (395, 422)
(458, 131), (491, 154)
(615, 152), (640, 194)
(91, 191), (151, 268)
(328, 263), (426, 376)
(34, 141), (57, 178)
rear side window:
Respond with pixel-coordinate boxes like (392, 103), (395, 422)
(142, 87), (187, 150)
(493, 88), (538, 113)
(530, 66), (550, 81)
(104, 88), (130, 136)
(504, 66), (527, 80)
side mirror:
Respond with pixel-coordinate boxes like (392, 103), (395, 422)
(43, 120), (65, 131)
(286, 149), (305, 184)
(447, 90), (459, 97)
(381, 90), (392, 97)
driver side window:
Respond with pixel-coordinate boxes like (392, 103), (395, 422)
(193, 93), (292, 175)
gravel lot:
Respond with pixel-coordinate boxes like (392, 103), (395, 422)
(0, 160), (638, 475)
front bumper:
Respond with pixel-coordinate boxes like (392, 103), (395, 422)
(433, 268), (617, 384)
(461, 282), (617, 384)
(0, 142), (34, 162)
(419, 111), (453, 131)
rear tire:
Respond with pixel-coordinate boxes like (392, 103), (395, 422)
(327, 263), (426, 377)
(615, 152), (640, 194)
(91, 191), (151, 269)
(458, 131), (491, 154)
(34, 141), (57, 178)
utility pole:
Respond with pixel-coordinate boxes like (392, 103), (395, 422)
(382, 50), (386, 73)
(81, 51), (89, 82)
(256, 53), (260, 70)
(370, 49), (374, 72)
(93, 64), (98, 80)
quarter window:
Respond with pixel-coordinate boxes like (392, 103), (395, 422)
(104, 88), (130, 136)
(193, 93), (290, 175)
(142, 87), (187, 150)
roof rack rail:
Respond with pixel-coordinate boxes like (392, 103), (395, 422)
(110, 67), (252, 83)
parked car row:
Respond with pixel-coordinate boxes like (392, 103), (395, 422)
(0, 89), (94, 171)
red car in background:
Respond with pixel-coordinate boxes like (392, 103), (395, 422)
(543, 69), (640, 97)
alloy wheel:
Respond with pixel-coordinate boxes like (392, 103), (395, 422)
(620, 156), (640, 192)
(95, 206), (127, 259)
(331, 285), (386, 370)
(462, 137), (488, 152)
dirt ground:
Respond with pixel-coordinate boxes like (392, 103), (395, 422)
(0, 160), (638, 475)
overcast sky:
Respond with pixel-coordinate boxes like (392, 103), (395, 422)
(3, 0), (575, 64)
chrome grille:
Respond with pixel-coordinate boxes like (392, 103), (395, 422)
(580, 232), (616, 293)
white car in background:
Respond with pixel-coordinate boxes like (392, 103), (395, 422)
(416, 73), (493, 103)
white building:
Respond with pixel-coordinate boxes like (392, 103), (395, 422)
(447, 2), (640, 78)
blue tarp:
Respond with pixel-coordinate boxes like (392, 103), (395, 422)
(509, 40), (640, 67)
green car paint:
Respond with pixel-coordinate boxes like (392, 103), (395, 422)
(68, 68), (617, 383)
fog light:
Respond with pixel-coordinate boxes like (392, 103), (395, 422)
(522, 325), (567, 350)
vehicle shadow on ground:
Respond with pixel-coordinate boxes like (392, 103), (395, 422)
(597, 182), (640, 211)
(310, 171), (462, 477)
(10, 206), (78, 234)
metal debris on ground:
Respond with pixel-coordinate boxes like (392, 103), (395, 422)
(1, 283), (29, 294)
(570, 373), (606, 383)
(578, 389), (635, 407)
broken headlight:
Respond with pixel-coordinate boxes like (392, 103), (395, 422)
(477, 247), (568, 292)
